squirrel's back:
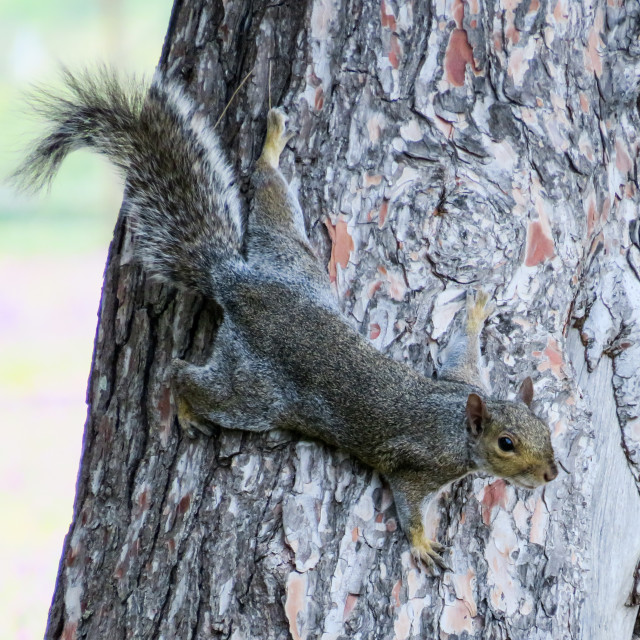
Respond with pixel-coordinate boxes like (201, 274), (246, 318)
(13, 68), (244, 296)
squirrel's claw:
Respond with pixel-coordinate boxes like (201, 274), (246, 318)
(172, 390), (214, 440)
(178, 415), (214, 439)
(175, 399), (214, 439)
(410, 537), (451, 572)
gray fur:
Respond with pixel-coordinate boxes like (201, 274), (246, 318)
(16, 73), (557, 570)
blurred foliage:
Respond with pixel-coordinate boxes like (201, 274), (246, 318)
(0, 0), (172, 639)
(0, 0), (172, 256)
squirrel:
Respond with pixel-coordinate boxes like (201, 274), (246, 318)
(14, 69), (558, 570)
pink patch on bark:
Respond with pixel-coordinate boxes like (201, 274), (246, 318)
(586, 196), (598, 236)
(451, 567), (478, 616)
(445, 29), (476, 87)
(65, 545), (79, 567)
(380, 0), (397, 30)
(368, 280), (383, 298)
(138, 489), (150, 510)
(325, 219), (354, 282)
(379, 199), (389, 227)
(529, 497), (549, 545)
(314, 86), (324, 111)
(158, 385), (171, 424)
(480, 479), (508, 526)
(615, 139), (632, 174)
(343, 593), (359, 620)
(370, 323), (381, 339)
(178, 493), (191, 515)
(62, 622), (78, 640)
(506, 25), (520, 44)
(387, 273), (407, 301)
(579, 93), (590, 113)
(364, 173), (382, 187)
(524, 220), (555, 266)
(554, 0), (568, 22)
(453, 0), (465, 27)
(433, 114), (454, 139)
(392, 579), (402, 607)
(367, 115), (382, 142)
(537, 338), (564, 378)
(285, 572), (307, 640)
(389, 34), (401, 69)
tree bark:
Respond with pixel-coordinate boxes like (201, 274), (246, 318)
(46, 1), (640, 638)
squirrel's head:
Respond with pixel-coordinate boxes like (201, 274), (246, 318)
(466, 377), (557, 488)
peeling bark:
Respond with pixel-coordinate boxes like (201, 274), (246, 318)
(46, 1), (640, 638)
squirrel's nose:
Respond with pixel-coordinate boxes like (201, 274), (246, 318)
(543, 462), (558, 482)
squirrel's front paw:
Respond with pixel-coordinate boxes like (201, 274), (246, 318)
(266, 108), (287, 138)
(409, 528), (450, 572)
(466, 289), (495, 333)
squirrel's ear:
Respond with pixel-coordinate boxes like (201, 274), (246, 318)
(466, 393), (489, 437)
(517, 377), (534, 408)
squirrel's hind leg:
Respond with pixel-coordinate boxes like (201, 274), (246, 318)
(250, 109), (307, 241)
(172, 358), (232, 437)
(171, 325), (291, 438)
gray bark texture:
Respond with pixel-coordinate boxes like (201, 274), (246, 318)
(46, 0), (640, 639)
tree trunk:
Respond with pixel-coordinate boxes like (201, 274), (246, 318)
(46, 1), (640, 638)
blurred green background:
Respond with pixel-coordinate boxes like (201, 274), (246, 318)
(0, 0), (171, 637)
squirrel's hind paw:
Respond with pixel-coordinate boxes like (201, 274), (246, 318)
(261, 108), (294, 168)
(410, 537), (451, 572)
(171, 373), (215, 439)
(174, 396), (215, 439)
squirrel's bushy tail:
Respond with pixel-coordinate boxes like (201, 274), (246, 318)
(13, 68), (243, 295)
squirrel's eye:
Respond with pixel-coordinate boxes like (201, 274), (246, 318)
(498, 436), (515, 452)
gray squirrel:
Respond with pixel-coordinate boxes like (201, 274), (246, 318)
(15, 69), (557, 569)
